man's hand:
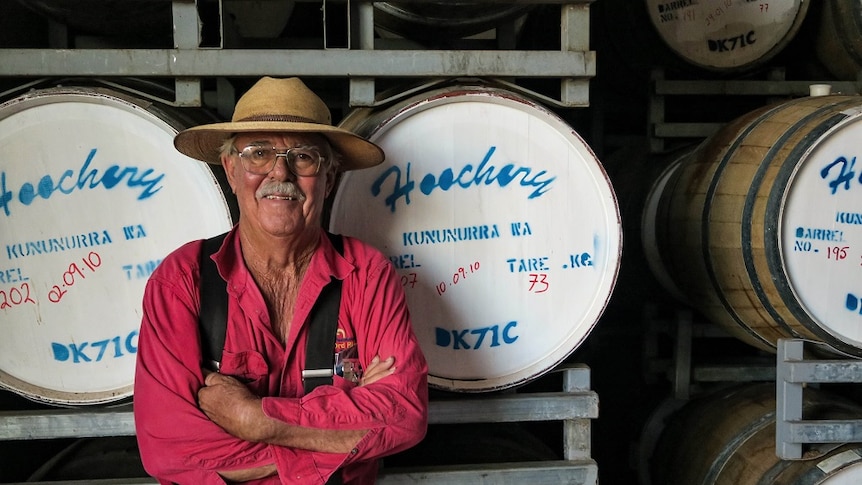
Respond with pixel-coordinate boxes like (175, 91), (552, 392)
(360, 355), (396, 386)
(199, 355), (395, 432)
(197, 354), (395, 453)
(198, 373), (279, 481)
(198, 371), (269, 442)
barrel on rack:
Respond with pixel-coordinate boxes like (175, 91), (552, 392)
(649, 383), (862, 485)
(815, 0), (862, 81)
(329, 83), (622, 392)
(644, 0), (810, 73)
(373, 2), (532, 43)
(639, 151), (691, 305)
(603, 142), (695, 307)
(646, 94), (862, 356)
(591, 0), (690, 97)
(0, 82), (234, 405)
(26, 437), (146, 482)
(14, 0), (294, 46)
(13, 0), (172, 43)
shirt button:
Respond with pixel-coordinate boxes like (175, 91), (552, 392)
(351, 448), (358, 455)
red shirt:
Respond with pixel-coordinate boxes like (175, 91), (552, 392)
(134, 228), (429, 484)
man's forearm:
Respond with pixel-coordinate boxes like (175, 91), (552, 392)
(198, 372), (369, 453)
(227, 397), (369, 452)
(199, 356), (398, 453)
(257, 420), (368, 453)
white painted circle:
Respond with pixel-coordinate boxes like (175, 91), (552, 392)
(0, 88), (233, 405)
(330, 87), (621, 392)
(645, 0), (807, 70)
(781, 110), (862, 351)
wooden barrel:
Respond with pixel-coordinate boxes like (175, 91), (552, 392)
(14, 0), (172, 43)
(815, 0), (862, 81)
(644, 0), (810, 72)
(0, 84), (234, 405)
(373, 3), (532, 42)
(330, 83), (621, 392)
(650, 383), (862, 485)
(647, 94), (862, 356)
(641, 152), (690, 304)
(26, 437), (146, 481)
(604, 142), (694, 306)
(15, 0), (294, 44)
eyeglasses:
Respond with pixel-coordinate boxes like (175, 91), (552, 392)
(236, 145), (326, 176)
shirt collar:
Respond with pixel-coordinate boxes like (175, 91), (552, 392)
(211, 226), (355, 293)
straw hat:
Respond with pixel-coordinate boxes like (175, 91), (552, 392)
(174, 77), (384, 170)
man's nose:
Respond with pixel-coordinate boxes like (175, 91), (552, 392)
(269, 154), (296, 180)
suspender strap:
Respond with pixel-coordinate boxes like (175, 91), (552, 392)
(302, 232), (344, 394)
(301, 278), (342, 392)
(301, 232), (345, 485)
(199, 232), (229, 371)
(199, 231), (345, 381)
(199, 231), (345, 485)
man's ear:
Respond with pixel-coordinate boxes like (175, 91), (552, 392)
(222, 155), (237, 193)
(324, 168), (339, 197)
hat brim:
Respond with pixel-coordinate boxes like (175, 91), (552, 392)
(174, 120), (384, 171)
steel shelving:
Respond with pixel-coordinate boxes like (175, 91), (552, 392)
(0, 0), (595, 109)
(0, 365), (598, 484)
(0, 1), (598, 483)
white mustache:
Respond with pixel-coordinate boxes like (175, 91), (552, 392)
(256, 182), (305, 201)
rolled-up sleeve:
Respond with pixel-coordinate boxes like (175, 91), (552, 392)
(134, 243), (274, 484)
(134, 234), (428, 485)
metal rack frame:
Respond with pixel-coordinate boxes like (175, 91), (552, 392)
(0, 2), (598, 482)
(776, 338), (862, 460)
(646, 318), (862, 463)
(647, 68), (862, 153)
(0, 364), (598, 484)
(644, 307), (775, 402)
(0, 0), (596, 109)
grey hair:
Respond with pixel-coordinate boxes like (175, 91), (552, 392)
(219, 136), (238, 158)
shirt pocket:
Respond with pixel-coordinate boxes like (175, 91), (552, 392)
(218, 349), (269, 395)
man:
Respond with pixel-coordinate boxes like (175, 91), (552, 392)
(134, 77), (429, 484)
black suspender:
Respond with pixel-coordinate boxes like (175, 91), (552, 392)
(199, 233), (229, 372)
(300, 233), (343, 393)
(198, 231), (344, 388)
(198, 232), (345, 485)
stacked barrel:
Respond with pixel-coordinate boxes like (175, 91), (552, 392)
(3, 1), (862, 484)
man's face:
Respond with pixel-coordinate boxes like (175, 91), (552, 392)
(223, 132), (336, 240)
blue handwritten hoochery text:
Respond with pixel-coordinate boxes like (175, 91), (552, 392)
(0, 148), (165, 217)
(370, 146), (556, 212)
(820, 155), (861, 195)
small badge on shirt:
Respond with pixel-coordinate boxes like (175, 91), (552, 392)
(334, 345), (363, 383)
